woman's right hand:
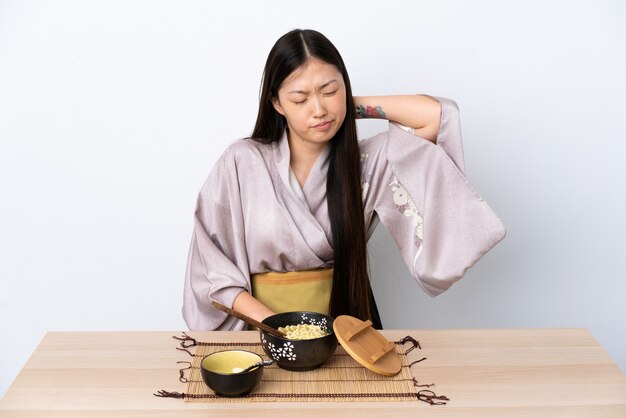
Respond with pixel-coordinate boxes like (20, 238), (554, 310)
(232, 290), (276, 323)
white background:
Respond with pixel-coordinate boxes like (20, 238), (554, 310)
(1, 0), (625, 397)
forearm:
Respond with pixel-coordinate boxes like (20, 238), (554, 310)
(232, 290), (276, 322)
(354, 94), (441, 142)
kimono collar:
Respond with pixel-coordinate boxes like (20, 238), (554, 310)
(274, 128), (331, 195)
(272, 128), (334, 261)
(274, 128), (291, 188)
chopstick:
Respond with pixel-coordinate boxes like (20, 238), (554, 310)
(210, 300), (286, 338)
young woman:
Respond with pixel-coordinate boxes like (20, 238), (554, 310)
(183, 29), (505, 331)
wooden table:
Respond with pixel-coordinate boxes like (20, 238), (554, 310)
(1, 329), (625, 417)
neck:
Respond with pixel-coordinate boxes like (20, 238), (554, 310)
(287, 132), (328, 188)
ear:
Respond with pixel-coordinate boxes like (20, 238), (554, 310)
(272, 96), (285, 116)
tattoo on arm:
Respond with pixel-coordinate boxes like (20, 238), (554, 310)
(356, 104), (386, 119)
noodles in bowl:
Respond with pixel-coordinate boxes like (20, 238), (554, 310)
(277, 324), (329, 340)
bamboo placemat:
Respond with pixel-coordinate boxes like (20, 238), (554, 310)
(155, 333), (448, 404)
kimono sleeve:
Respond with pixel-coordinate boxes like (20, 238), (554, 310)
(361, 97), (506, 297)
(183, 145), (251, 331)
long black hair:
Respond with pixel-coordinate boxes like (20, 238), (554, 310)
(251, 29), (371, 322)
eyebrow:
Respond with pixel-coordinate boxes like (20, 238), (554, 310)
(287, 79), (338, 95)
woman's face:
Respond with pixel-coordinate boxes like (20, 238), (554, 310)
(272, 58), (347, 148)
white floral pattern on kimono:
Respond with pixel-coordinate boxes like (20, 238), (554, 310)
(360, 153), (370, 202)
(389, 176), (424, 242)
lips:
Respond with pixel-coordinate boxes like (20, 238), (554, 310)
(312, 120), (332, 128)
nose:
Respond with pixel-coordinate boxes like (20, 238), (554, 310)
(311, 96), (327, 118)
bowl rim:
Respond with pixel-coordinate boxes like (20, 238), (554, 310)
(262, 311), (335, 320)
(201, 349), (263, 376)
(260, 311), (336, 341)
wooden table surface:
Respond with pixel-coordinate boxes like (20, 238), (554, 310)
(1, 329), (625, 417)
